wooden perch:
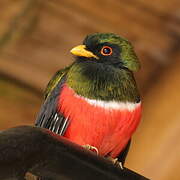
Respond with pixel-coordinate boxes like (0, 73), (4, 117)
(0, 126), (149, 180)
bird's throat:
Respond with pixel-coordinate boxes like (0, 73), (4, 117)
(66, 62), (140, 102)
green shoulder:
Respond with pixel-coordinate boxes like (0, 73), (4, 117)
(44, 66), (70, 99)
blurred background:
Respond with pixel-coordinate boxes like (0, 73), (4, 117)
(0, 0), (180, 179)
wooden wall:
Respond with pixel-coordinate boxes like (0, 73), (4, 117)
(0, 0), (180, 179)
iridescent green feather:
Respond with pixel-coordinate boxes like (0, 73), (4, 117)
(44, 66), (70, 99)
(67, 63), (140, 102)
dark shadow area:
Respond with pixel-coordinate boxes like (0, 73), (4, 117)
(0, 126), (149, 180)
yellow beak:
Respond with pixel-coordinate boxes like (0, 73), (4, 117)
(70, 45), (99, 59)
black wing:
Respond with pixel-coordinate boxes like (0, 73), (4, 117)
(117, 139), (131, 165)
(35, 75), (69, 136)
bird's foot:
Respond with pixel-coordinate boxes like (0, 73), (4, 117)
(107, 157), (124, 170)
(82, 144), (99, 154)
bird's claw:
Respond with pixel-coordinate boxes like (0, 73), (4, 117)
(107, 157), (124, 170)
(82, 144), (99, 154)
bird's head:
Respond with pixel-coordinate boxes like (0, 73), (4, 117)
(70, 33), (140, 72)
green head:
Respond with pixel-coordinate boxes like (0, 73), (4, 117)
(71, 33), (140, 72)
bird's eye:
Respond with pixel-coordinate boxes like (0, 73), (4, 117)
(101, 46), (113, 56)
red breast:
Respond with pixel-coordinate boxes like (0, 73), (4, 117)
(58, 84), (142, 158)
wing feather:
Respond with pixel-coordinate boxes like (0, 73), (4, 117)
(35, 67), (70, 136)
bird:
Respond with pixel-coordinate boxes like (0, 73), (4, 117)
(35, 33), (142, 167)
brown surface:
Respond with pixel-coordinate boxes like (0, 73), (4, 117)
(0, 77), (41, 129)
(126, 53), (180, 180)
(0, 0), (180, 179)
(0, 0), (180, 93)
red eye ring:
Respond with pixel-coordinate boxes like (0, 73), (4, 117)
(101, 46), (113, 56)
